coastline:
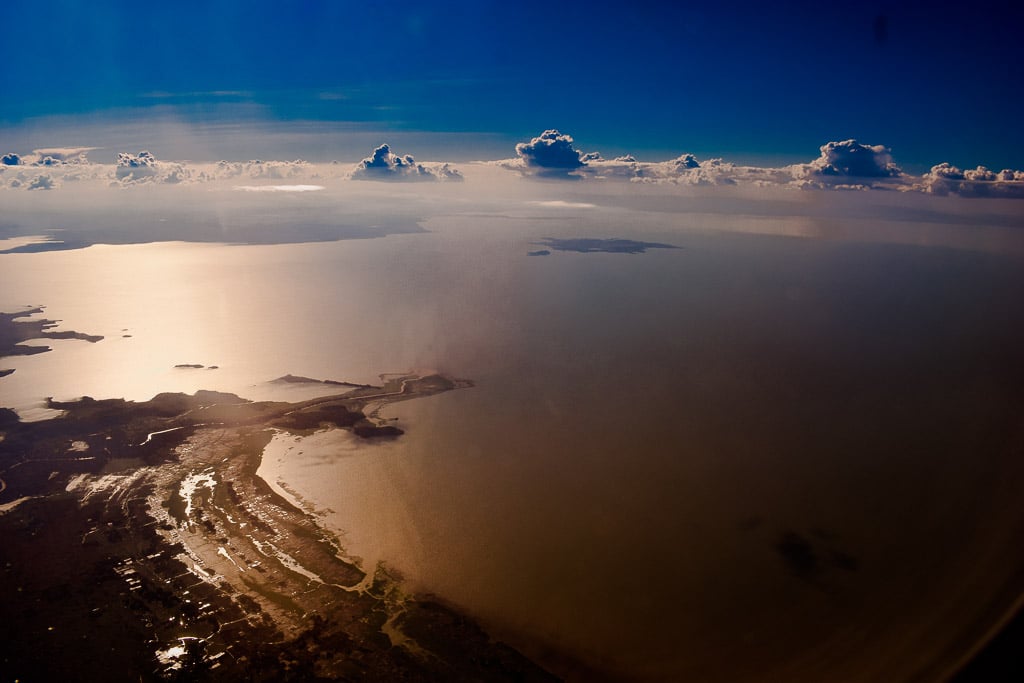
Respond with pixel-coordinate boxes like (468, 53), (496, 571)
(0, 373), (558, 681)
(0, 306), (104, 358)
(8, 301), (1024, 683)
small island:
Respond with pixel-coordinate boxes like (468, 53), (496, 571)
(272, 373), (375, 389)
(532, 237), (680, 254)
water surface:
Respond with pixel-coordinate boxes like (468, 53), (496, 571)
(3, 188), (1024, 680)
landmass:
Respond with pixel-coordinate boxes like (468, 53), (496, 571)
(0, 209), (429, 255)
(0, 372), (554, 682)
(272, 374), (375, 389)
(532, 237), (679, 254)
(0, 307), (104, 372)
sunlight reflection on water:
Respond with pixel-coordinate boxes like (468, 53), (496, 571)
(3, 190), (1024, 681)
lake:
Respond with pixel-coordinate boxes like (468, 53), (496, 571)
(3, 181), (1024, 680)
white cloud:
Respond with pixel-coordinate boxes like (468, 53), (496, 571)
(1, 132), (1021, 201)
(115, 151), (193, 185)
(350, 144), (463, 182)
(918, 163), (1024, 198)
(673, 153), (701, 170)
(213, 159), (313, 180)
(506, 132), (740, 185)
(2, 167), (73, 190)
(803, 139), (902, 178)
(32, 147), (97, 164)
(116, 151), (160, 182)
(577, 155), (744, 186)
(27, 174), (55, 190)
(514, 130), (586, 177)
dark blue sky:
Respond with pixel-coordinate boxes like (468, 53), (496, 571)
(2, 1), (1022, 169)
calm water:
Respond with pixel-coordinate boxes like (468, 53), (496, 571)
(4, 186), (1024, 680)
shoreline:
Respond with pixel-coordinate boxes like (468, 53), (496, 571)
(3, 358), (1024, 680)
(0, 374), (558, 681)
(0, 306), (104, 363)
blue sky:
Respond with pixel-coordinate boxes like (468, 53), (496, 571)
(2, 1), (1023, 170)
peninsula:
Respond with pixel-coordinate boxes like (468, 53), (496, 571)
(0, 372), (556, 681)
(0, 306), (103, 374)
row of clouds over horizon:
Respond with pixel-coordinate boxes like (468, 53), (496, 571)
(2, 131), (1023, 199)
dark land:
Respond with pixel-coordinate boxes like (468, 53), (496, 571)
(272, 374), (375, 389)
(0, 205), (428, 254)
(533, 237), (679, 254)
(4, 300), (1022, 681)
(0, 307), (103, 374)
(0, 373), (556, 682)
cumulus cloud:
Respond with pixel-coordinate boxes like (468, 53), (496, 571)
(514, 130), (586, 175)
(574, 153), (747, 186)
(499, 131), (909, 189)
(5, 133), (1023, 201)
(350, 144), (463, 182)
(673, 153), (701, 169)
(27, 174), (55, 190)
(30, 148), (95, 168)
(505, 130), (739, 184)
(115, 151), (193, 185)
(806, 139), (902, 178)
(0, 148), (105, 189)
(116, 151), (160, 182)
(32, 146), (96, 162)
(212, 159), (313, 181)
(919, 163), (1024, 198)
(1, 167), (70, 190)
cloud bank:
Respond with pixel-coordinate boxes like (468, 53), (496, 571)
(918, 163), (1024, 198)
(213, 159), (312, 181)
(1, 147), (94, 167)
(116, 150), (199, 185)
(502, 130), (763, 186)
(350, 144), (462, 182)
(2, 131), (1023, 199)
(33, 147), (96, 164)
